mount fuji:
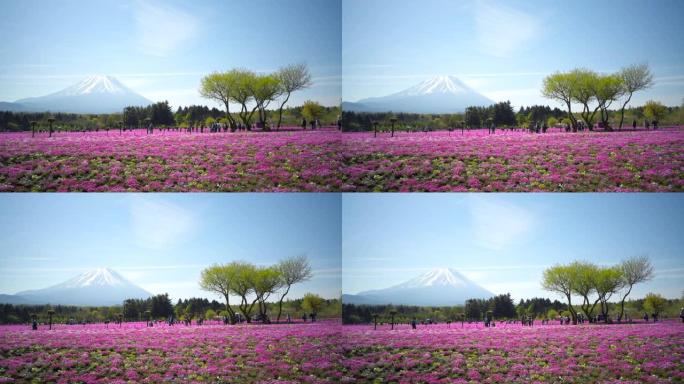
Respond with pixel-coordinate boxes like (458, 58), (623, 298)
(0, 75), (152, 114)
(343, 268), (494, 306)
(0, 268), (152, 306)
(342, 75), (494, 114)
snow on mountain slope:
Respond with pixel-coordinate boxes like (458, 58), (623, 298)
(53, 75), (129, 96)
(344, 267), (494, 306)
(54, 268), (127, 289)
(3, 75), (153, 114)
(7, 268), (152, 306)
(342, 75), (493, 114)
(393, 76), (472, 97)
(392, 268), (471, 289)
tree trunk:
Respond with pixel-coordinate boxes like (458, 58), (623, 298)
(618, 93), (632, 130)
(276, 284), (291, 323)
(588, 297), (601, 321)
(224, 102), (236, 130)
(277, 93), (291, 130)
(618, 284), (632, 321)
(566, 101), (577, 132)
(580, 296), (592, 320)
(224, 294), (236, 324)
(566, 294), (577, 324)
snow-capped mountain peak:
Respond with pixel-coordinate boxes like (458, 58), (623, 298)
(395, 268), (470, 289)
(398, 75), (470, 96)
(3, 75), (153, 114)
(7, 267), (152, 306)
(343, 75), (493, 114)
(56, 268), (127, 288)
(345, 267), (494, 306)
(58, 75), (128, 96)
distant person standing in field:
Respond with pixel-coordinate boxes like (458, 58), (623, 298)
(301, 118), (307, 130)
(411, 318), (417, 329)
(645, 120), (650, 130)
(652, 120), (658, 130)
(632, 119), (637, 129)
(679, 308), (684, 323)
(643, 313), (649, 322)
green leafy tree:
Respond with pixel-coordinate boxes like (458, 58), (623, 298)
(546, 116), (558, 128)
(301, 100), (325, 125)
(275, 255), (313, 322)
(594, 266), (625, 322)
(250, 74), (282, 130)
(542, 265), (578, 324)
(643, 100), (667, 122)
(617, 63), (653, 129)
(594, 74), (625, 130)
(229, 261), (260, 322)
(642, 293), (667, 316)
(489, 293), (516, 318)
(275, 63), (312, 129)
(199, 72), (237, 128)
(301, 293), (324, 315)
(570, 261), (601, 320)
(546, 308), (559, 319)
(230, 69), (260, 129)
(617, 256), (654, 321)
(542, 72), (578, 130)
(253, 267), (283, 322)
(151, 101), (175, 127)
(199, 264), (238, 323)
(492, 101), (516, 126)
(571, 69), (601, 130)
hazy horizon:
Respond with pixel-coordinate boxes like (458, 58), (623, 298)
(342, 194), (684, 302)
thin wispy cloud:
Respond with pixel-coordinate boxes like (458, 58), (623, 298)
(653, 75), (684, 86)
(312, 268), (342, 278)
(129, 196), (198, 250)
(468, 196), (535, 251)
(134, 0), (200, 57)
(1, 256), (58, 262)
(474, 1), (541, 58)
(0, 64), (55, 69)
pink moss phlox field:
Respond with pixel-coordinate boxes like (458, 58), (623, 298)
(340, 320), (684, 383)
(2, 321), (682, 383)
(340, 127), (684, 191)
(0, 321), (344, 383)
(0, 128), (343, 192)
(1, 127), (683, 191)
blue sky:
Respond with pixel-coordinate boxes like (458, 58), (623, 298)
(343, 0), (684, 108)
(0, 0), (341, 108)
(342, 194), (684, 301)
(0, 194), (341, 302)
